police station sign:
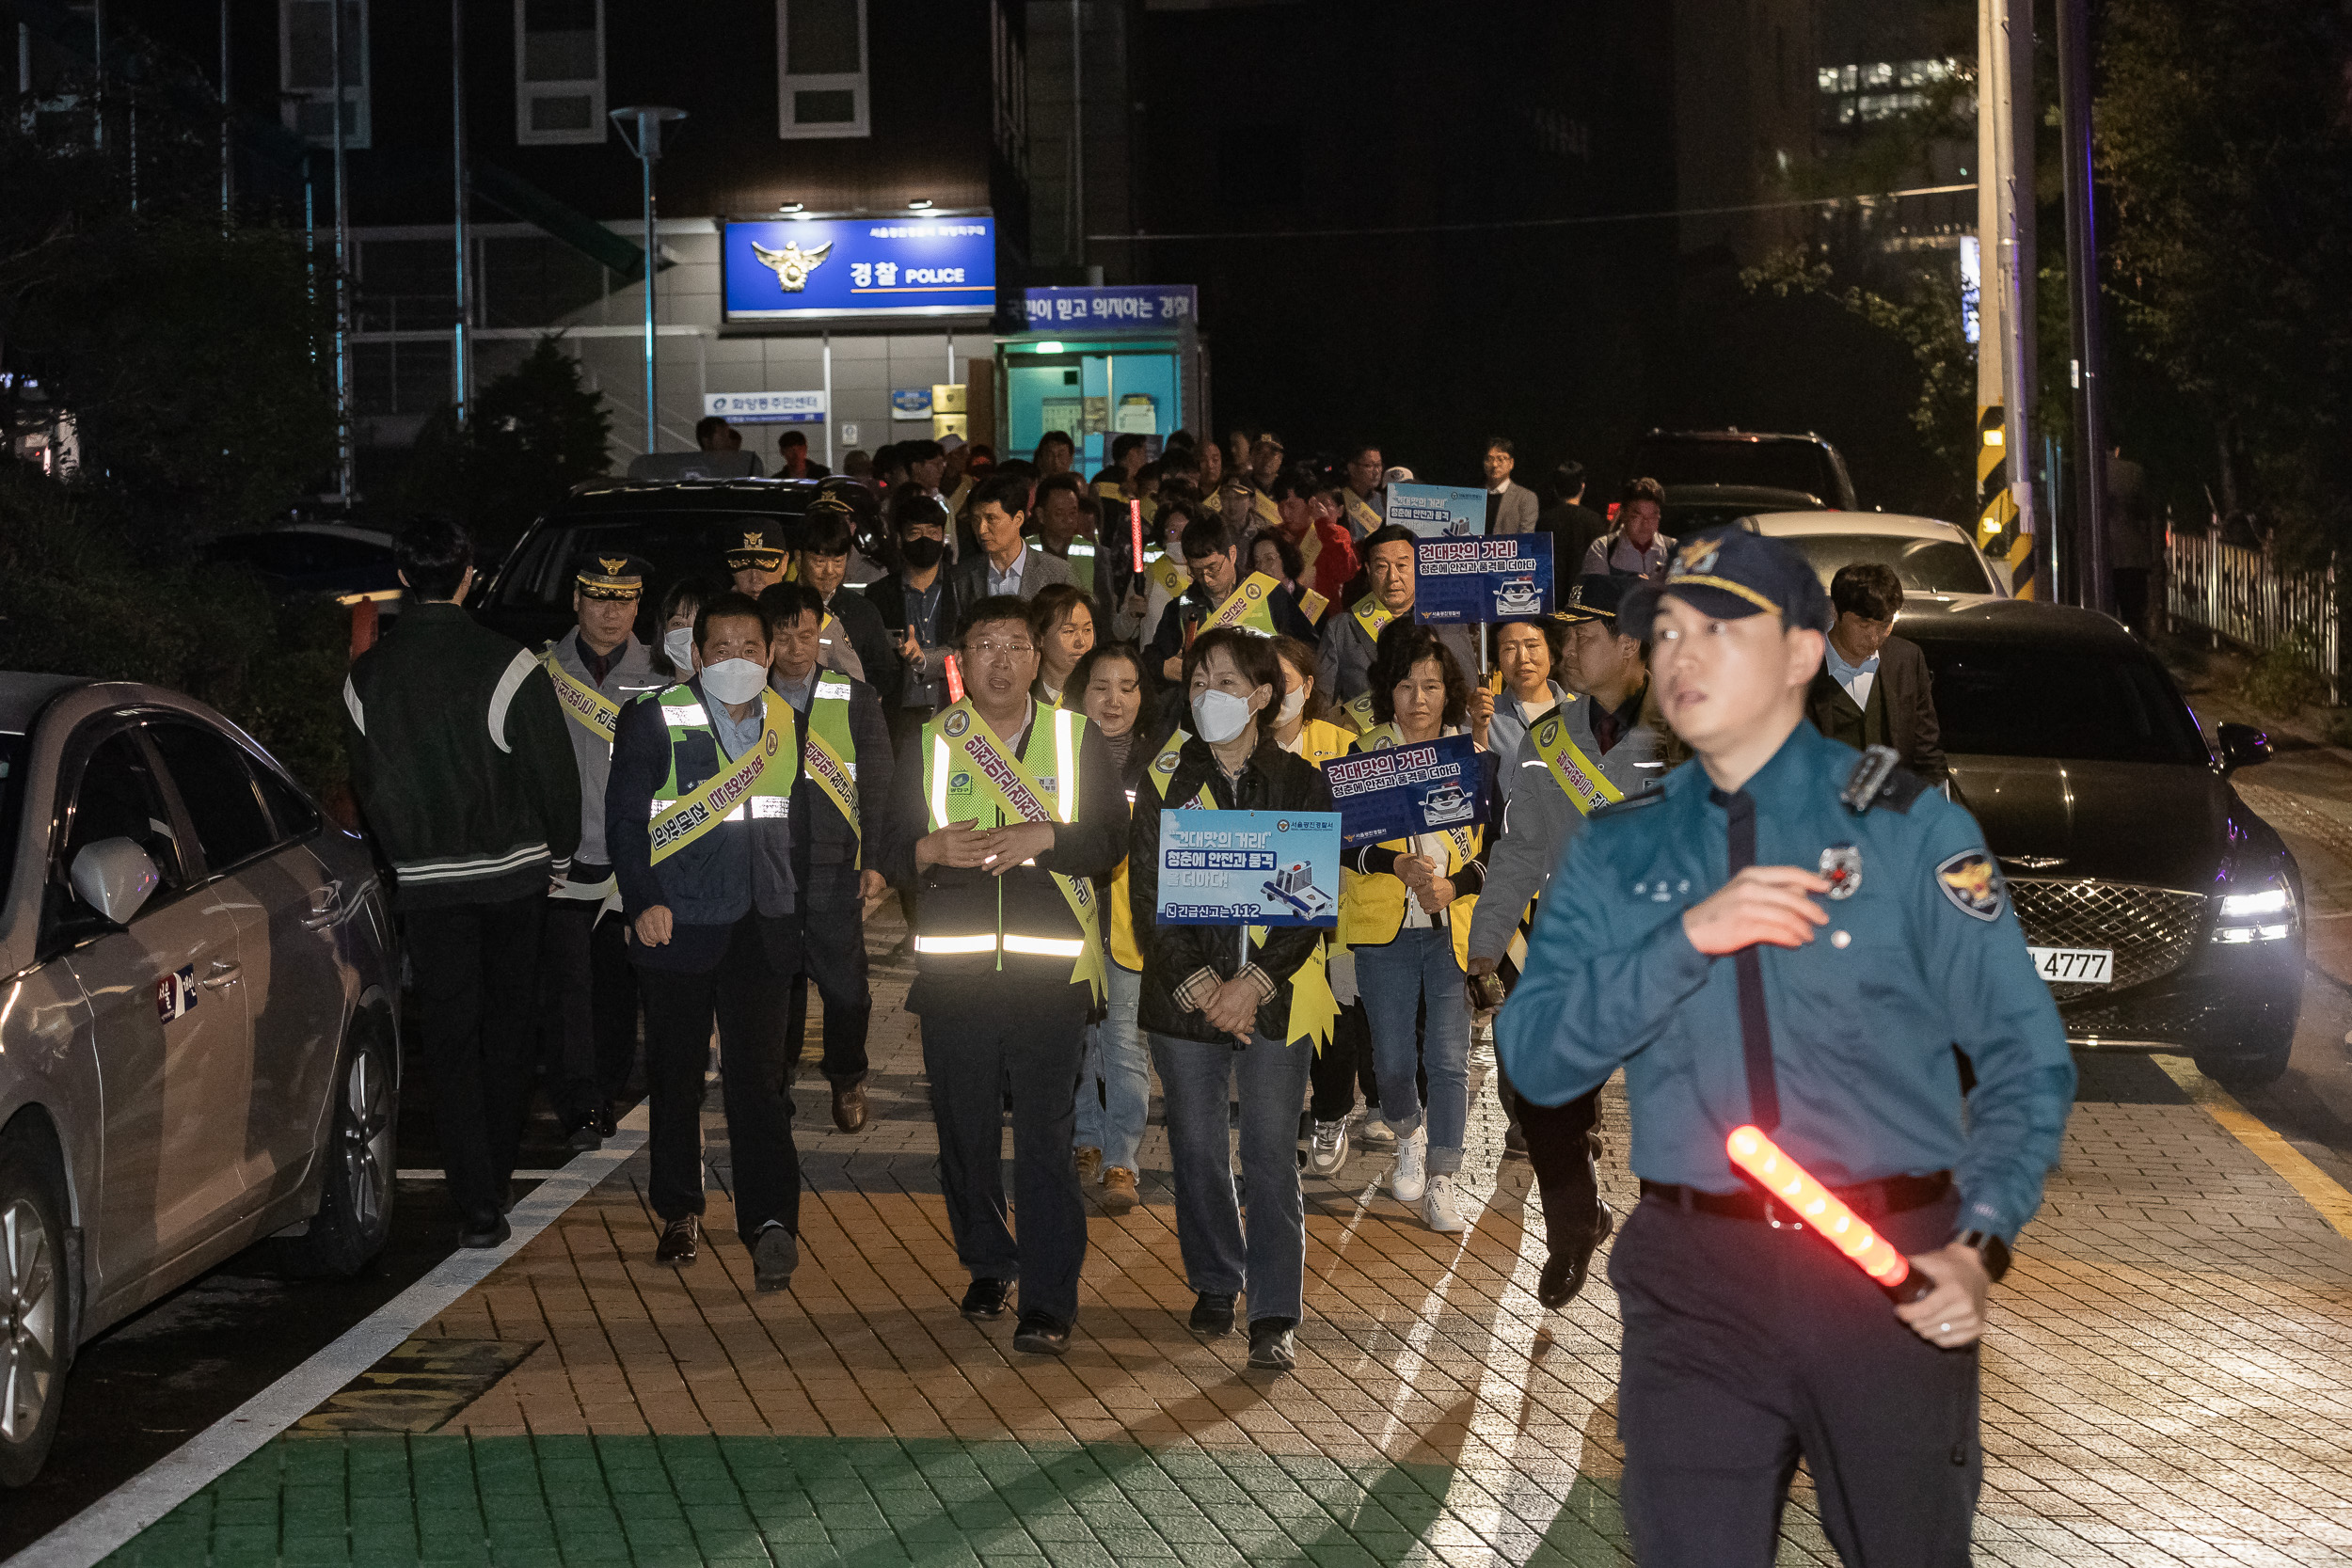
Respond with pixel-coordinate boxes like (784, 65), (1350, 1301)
(1023, 286), (1199, 333)
(722, 214), (997, 322)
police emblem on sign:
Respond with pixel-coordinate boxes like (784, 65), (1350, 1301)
(1935, 850), (2004, 921)
(943, 709), (971, 738)
(1820, 843), (1862, 900)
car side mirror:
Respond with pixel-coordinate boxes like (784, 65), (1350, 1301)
(2217, 721), (2273, 774)
(69, 838), (162, 926)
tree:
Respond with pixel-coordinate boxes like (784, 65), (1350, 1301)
(395, 339), (612, 554)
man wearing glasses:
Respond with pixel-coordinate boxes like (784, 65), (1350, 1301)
(882, 595), (1128, 1356)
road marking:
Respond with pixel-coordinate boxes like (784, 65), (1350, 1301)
(13, 1104), (650, 1568)
(2153, 1054), (2352, 1244)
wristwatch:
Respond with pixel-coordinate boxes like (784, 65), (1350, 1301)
(1953, 1229), (2012, 1284)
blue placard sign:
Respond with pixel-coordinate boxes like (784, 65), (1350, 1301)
(1414, 535), (1554, 624)
(1386, 482), (1486, 539)
(1023, 285), (1199, 332)
(1324, 735), (1486, 847)
(1156, 810), (1341, 927)
(723, 215), (996, 322)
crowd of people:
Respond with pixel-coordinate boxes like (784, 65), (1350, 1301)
(340, 422), (2070, 1565)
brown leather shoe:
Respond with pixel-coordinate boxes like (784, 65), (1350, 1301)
(656, 1214), (699, 1266)
(1074, 1147), (1104, 1185)
(832, 1083), (868, 1132)
(1100, 1166), (1138, 1215)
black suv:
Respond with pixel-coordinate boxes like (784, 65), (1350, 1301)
(472, 477), (824, 647)
(1902, 599), (2301, 1085)
(1625, 430), (1859, 511)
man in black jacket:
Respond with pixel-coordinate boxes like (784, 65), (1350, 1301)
(1146, 509), (1319, 682)
(759, 583), (894, 1132)
(605, 592), (804, 1287)
(1805, 562), (1947, 782)
(1127, 628), (1336, 1374)
(342, 517), (580, 1248)
(794, 503), (900, 696)
(878, 594), (1126, 1355)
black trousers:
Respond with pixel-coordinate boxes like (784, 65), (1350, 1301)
(1511, 1082), (1603, 1250)
(918, 979), (1091, 1326)
(405, 894), (543, 1223)
(636, 915), (802, 1243)
(538, 894), (640, 1117)
(1309, 998), (1381, 1123)
(782, 905), (872, 1087)
(1613, 1192), (1978, 1568)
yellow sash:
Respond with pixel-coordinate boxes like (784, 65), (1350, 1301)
(1342, 488), (1382, 537)
(801, 675), (862, 847)
(649, 689), (797, 864)
(1352, 596), (1395, 643)
(1342, 692), (1375, 732)
(1531, 706), (1626, 816)
(541, 652), (623, 745)
(944, 703), (1107, 1002)
(1148, 556), (1191, 602)
(1249, 487), (1281, 531)
(1207, 571), (1285, 635)
(1297, 589), (1330, 625)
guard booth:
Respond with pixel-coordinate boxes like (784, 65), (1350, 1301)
(998, 287), (1206, 469)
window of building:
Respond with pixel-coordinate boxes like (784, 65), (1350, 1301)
(279, 0), (370, 149)
(777, 0), (868, 139)
(516, 0), (605, 146)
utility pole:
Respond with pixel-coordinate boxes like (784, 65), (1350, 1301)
(2058, 0), (2107, 610)
(452, 0), (471, 426)
(329, 0), (353, 505)
(611, 105), (684, 456)
(1974, 0), (2039, 596)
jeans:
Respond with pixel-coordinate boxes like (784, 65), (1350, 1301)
(1074, 962), (1149, 1171)
(405, 894), (544, 1224)
(1356, 928), (1470, 1175)
(1149, 1029), (1315, 1324)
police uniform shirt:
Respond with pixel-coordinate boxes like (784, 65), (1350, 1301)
(1495, 721), (2074, 1243)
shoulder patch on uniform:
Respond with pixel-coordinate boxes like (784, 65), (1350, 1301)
(1591, 791), (1668, 821)
(1935, 850), (2005, 921)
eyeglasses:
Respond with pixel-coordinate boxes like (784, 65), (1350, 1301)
(964, 640), (1037, 661)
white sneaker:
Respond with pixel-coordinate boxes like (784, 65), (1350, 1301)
(1390, 1128), (1428, 1204)
(1307, 1117), (1351, 1177)
(1421, 1172), (1468, 1234)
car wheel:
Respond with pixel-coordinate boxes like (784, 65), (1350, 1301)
(284, 1009), (397, 1277)
(0, 1129), (71, 1489)
(2195, 1044), (2293, 1091)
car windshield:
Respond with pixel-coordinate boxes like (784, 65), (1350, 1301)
(1914, 639), (2210, 765)
(1781, 531), (1997, 596)
(1629, 438), (1836, 498)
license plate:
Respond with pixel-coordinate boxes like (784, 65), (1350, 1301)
(2029, 946), (2113, 986)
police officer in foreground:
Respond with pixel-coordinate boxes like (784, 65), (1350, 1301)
(1467, 576), (1663, 1308)
(879, 594), (1125, 1356)
(1497, 529), (2074, 1567)
(538, 554), (666, 1148)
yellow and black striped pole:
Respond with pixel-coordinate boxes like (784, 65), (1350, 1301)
(1976, 406), (2036, 598)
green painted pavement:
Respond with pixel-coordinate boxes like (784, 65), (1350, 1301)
(95, 1434), (1641, 1567)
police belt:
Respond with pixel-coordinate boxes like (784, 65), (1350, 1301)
(1639, 1169), (1950, 1224)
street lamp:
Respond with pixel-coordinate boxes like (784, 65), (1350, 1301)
(610, 104), (686, 456)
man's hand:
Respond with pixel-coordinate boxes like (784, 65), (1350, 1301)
(900, 626), (925, 671)
(1467, 955), (1499, 978)
(1162, 654), (1183, 681)
(1123, 586), (1148, 618)
(859, 868), (889, 917)
(1894, 1243), (1993, 1348)
(1681, 865), (1832, 954)
(1415, 875), (1456, 912)
(634, 906), (675, 947)
(1200, 975), (1261, 1039)
(916, 816), (992, 869)
(978, 820), (1057, 875)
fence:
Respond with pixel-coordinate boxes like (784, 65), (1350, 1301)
(2165, 530), (2341, 704)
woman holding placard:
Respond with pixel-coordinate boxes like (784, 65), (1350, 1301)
(1129, 627), (1337, 1374)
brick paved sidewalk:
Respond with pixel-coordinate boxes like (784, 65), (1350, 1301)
(99, 916), (2352, 1567)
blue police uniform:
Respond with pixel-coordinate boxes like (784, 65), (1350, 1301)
(1497, 528), (2075, 1568)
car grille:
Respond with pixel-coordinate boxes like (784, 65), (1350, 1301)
(2006, 878), (2208, 1002)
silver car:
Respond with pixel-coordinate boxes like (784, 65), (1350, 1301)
(0, 676), (400, 1485)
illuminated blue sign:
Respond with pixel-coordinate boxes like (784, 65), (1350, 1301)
(722, 214), (997, 322)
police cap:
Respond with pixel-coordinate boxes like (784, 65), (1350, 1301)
(573, 552), (652, 600)
(1618, 527), (1834, 639)
(723, 518), (788, 571)
(1556, 573), (1629, 626)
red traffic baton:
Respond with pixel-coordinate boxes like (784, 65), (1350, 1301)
(1726, 1126), (1933, 1304)
(1130, 499), (1145, 574)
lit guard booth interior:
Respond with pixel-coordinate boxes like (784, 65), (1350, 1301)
(999, 286), (1205, 470)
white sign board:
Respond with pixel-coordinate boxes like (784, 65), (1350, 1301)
(704, 390), (826, 424)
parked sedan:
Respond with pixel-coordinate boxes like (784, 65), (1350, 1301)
(1747, 510), (2010, 600)
(0, 676), (399, 1485)
(1902, 601), (2301, 1086)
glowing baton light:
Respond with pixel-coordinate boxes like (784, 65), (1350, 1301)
(1131, 499), (1146, 573)
(944, 651), (965, 705)
(1725, 1126), (1932, 1304)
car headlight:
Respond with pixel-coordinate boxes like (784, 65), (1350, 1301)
(2213, 879), (2296, 942)
(2220, 888), (2290, 920)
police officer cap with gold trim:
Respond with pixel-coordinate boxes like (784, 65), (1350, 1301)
(1618, 526), (1835, 639)
(723, 519), (788, 572)
(1555, 573), (1630, 626)
(574, 552), (652, 600)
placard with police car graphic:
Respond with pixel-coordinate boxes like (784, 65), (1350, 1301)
(1324, 734), (1486, 847)
(1155, 810), (1341, 927)
(1412, 535), (1554, 624)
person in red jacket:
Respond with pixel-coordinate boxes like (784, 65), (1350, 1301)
(1270, 465), (1359, 612)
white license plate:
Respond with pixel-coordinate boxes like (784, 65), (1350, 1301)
(2029, 946), (2113, 985)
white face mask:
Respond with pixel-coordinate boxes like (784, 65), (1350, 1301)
(662, 626), (695, 672)
(1191, 687), (1256, 745)
(699, 657), (770, 705)
(1277, 689), (1306, 726)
